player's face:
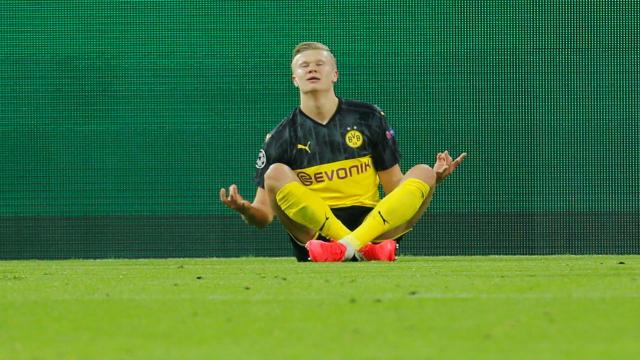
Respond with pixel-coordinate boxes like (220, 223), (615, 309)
(291, 50), (338, 94)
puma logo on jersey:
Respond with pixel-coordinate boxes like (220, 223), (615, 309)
(297, 141), (311, 153)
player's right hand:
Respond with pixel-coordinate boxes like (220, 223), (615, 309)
(219, 184), (250, 214)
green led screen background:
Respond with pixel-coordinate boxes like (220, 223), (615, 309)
(1, 1), (638, 259)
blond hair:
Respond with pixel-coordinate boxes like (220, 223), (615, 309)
(291, 42), (337, 68)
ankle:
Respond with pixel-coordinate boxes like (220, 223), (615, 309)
(338, 239), (356, 260)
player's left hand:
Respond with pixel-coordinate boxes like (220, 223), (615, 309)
(434, 151), (467, 184)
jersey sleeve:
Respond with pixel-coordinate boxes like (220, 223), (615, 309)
(370, 110), (401, 171)
(253, 132), (287, 188)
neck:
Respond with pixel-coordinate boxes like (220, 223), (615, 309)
(299, 91), (339, 124)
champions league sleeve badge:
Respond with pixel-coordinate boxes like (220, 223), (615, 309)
(255, 149), (267, 169)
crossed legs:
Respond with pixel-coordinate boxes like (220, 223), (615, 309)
(264, 163), (437, 252)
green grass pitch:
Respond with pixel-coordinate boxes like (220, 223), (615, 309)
(1, 256), (639, 359)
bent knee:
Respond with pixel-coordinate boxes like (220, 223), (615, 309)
(264, 163), (297, 191)
(407, 164), (436, 189)
(265, 163), (292, 178)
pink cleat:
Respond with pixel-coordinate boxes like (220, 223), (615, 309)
(306, 240), (347, 262)
(359, 240), (397, 261)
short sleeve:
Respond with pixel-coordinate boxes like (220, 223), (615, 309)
(254, 132), (286, 188)
(370, 111), (401, 171)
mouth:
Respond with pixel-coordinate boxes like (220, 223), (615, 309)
(307, 76), (321, 82)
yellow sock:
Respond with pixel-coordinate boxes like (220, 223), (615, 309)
(343, 178), (430, 249)
(275, 182), (351, 240)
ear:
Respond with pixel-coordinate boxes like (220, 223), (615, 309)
(332, 70), (339, 83)
(292, 74), (299, 87)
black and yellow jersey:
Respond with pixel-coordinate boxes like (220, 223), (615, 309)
(254, 98), (400, 208)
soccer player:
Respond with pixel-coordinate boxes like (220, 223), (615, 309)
(220, 42), (466, 262)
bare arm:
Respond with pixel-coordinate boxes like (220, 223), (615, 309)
(219, 185), (274, 228)
(377, 164), (404, 195)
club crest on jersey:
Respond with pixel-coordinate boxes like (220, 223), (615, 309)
(345, 127), (364, 149)
(255, 149), (267, 169)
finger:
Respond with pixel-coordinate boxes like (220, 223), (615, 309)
(229, 184), (238, 201)
(449, 153), (467, 172)
(454, 153), (467, 164)
(220, 188), (233, 207)
(444, 150), (453, 163)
